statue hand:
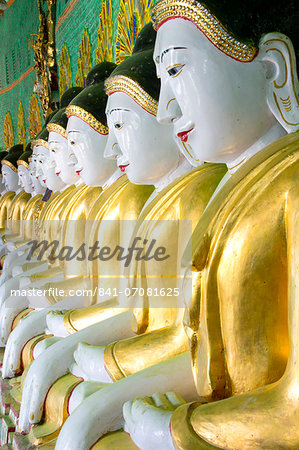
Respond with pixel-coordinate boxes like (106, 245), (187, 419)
(6, 241), (16, 252)
(2, 308), (49, 378)
(46, 309), (71, 337)
(17, 332), (83, 433)
(123, 392), (185, 450)
(72, 342), (112, 383)
(0, 301), (29, 346)
(17, 320), (112, 434)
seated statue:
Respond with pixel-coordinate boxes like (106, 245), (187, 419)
(115, 1), (299, 449)
(1, 63), (156, 445)
(0, 150), (16, 237)
(0, 144), (31, 247)
(1, 62), (155, 382)
(9, 25), (228, 447)
(0, 145), (47, 287)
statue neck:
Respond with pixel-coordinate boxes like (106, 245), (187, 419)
(59, 183), (71, 192)
(102, 168), (123, 191)
(75, 179), (84, 188)
(204, 123), (288, 213)
(15, 187), (22, 194)
(154, 155), (193, 193)
(227, 123), (286, 174)
(141, 155), (194, 214)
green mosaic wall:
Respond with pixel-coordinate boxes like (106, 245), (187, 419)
(0, 0), (41, 150)
(0, 0), (157, 150)
(55, 0), (102, 85)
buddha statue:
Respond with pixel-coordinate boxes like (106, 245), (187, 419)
(3, 146), (47, 259)
(0, 88), (88, 314)
(0, 151), (8, 196)
(0, 150), (15, 234)
(2, 56), (156, 442)
(112, 1), (299, 449)
(0, 144), (31, 245)
(0, 66), (121, 354)
(9, 26), (228, 448)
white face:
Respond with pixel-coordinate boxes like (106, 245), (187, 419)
(154, 19), (277, 165)
(0, 175), (6, 194)
(34, 145), (66, 191)
(29, 159), (46, 194)
(67, 116), (116, 186)
(48, 131), (80, 185)
(105, 92), (181, 184)
(18, 165), (33, 194)
(2, 165), (20, 191)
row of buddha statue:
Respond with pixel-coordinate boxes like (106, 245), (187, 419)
(0, 0), (297, 448)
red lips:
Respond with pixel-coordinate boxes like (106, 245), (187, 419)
(119, 164), (129, 173)
(56, 171), (61, 176)
(76, 169), (82, 175)
(177, 128), (194, 143)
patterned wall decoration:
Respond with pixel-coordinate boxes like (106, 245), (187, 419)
(115, 0), (154, 64)
(58, 43), (73, 95)
(75, 29), (92, 88)
(96, 0), (113, 63)
(17, 101), (26, 146)
(28, 94), (42, 139)
(4, 112), (14, 151)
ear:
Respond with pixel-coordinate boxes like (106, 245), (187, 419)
(259, 32), (299, 133)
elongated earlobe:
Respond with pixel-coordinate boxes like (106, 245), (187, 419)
(259, 32), (299, 133)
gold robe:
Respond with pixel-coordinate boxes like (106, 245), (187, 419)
(43, 175), (154, 305)
(102, 164), (227, 379)
(2, 191), (31, 243)
(0, 190), (15, 232)
(170, 133), (298, 447)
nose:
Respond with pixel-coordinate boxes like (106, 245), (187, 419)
(36, 166), (43, 178)
(157, 82), (182, 124)
(67, 152), (78, 166)
(104, 133), (121, 159)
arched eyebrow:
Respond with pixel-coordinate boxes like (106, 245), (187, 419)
(159, 46), (187, 63)
(109, 108), (130, 114)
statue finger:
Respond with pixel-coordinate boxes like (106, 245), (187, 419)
(152, 392), (173, 409)
(131, 396), (155, 417)
(123, 399), (134, 425)
(165, 391), (186, 408)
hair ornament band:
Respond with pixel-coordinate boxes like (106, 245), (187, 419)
(105, 76), (158, 116)
(17, 160), (29, 169)
(1, 161), (18, 172)
(47, 123), (67, 139)
(66, 105), (109, 135)
(31, 139), (49, 149)
(151, 0), (257, 62)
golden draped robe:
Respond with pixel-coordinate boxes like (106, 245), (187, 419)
(1, 191), (31, 243)
(60, 164), (227, 378)
(43, 175), (154, 305)
(0, 191), (16, 232)
(170, 132), (298, 448)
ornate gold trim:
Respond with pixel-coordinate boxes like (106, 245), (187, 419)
(1, 161), (18, 172)
(151, 0), (257, 62)
(66, 105), (109, 135)
(47, 123), (67, 139)
(31, 139), (49, 149)
(105, 75), (158, 116)
(17, 160), (29, 169)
